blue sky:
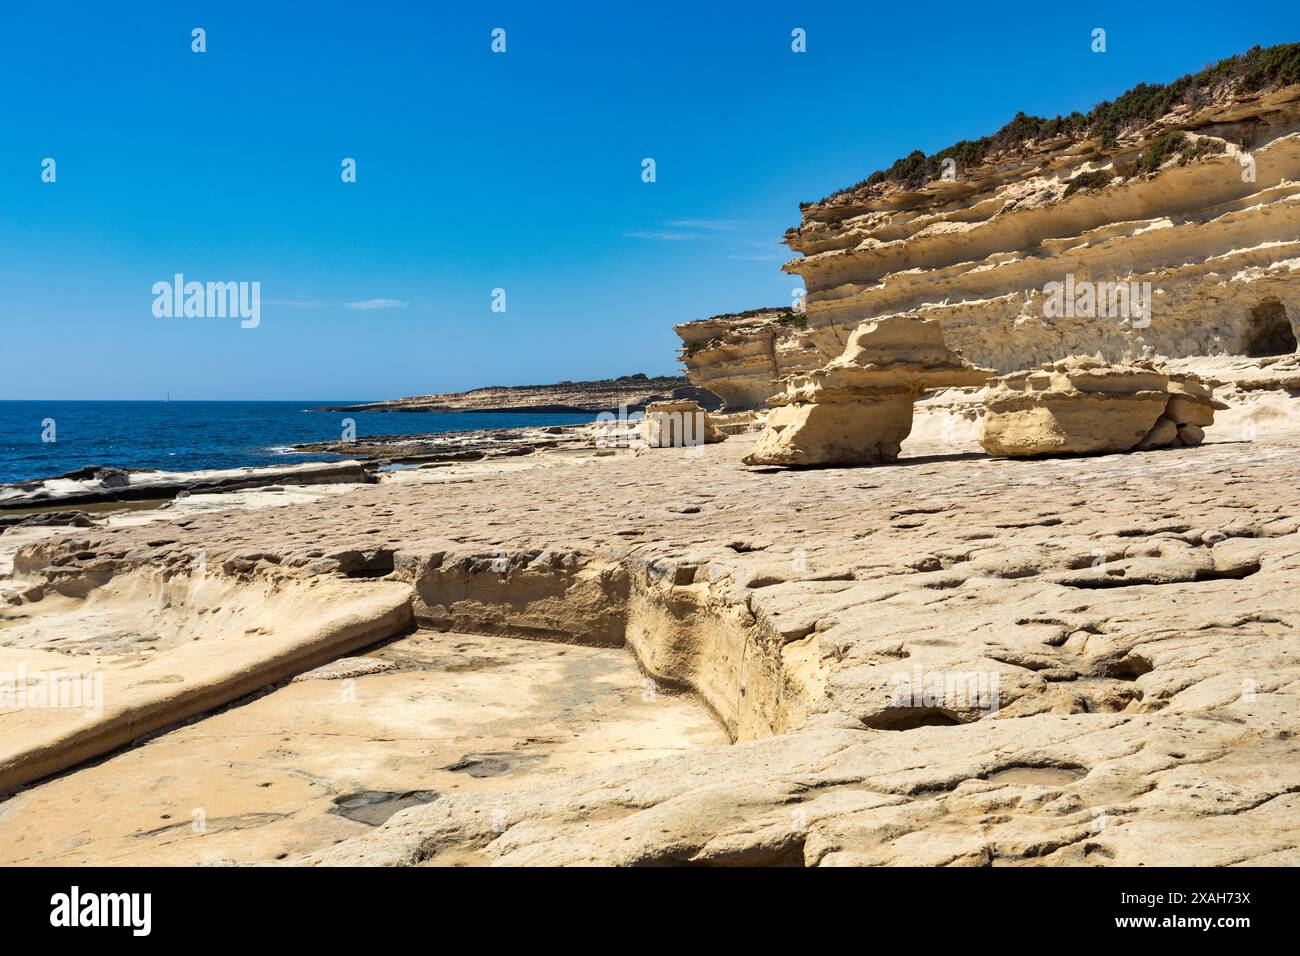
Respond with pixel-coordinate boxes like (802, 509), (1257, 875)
(1, 1), (1295, 399)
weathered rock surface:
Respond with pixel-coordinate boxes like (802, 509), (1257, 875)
(785, 77), (1300, 375)
(0, 510), (94, 533)
(744, 315), (991, 466)
(0, 631), (722, 865)
(4, 418), (1300, 865)
(0, 461), (375, 512)
(980, 356), (1225, 456)
(7, 48), (1300, 868)
(677, 56), (1300, 409)
(294, 421), (598, 466)
(675, 308), (821, 410)
(639, 400), (727, 448)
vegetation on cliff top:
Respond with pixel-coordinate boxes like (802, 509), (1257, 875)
(681, 309), (804, 357)
(816, 42), (1300, 205)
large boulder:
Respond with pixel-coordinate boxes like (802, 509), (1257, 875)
(980, 357), (1225, 457)
(639, 400), (727, 448)
(744, 315), (992, 467)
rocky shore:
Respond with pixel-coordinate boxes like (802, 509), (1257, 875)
(0, 460), (375, 513)
(2, 400), (1298, 865)
(321, 373), (718, 414)
(2, 44), (1298, 869)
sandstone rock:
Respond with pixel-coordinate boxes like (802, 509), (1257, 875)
(1178, 423), (1206, 446)
(709, 409), (765, 435)
(1137, 416), (1178, 450)
(980, 357), (1226, 457)
(744, 315), (991, 466)
(6, 413), (1300, 867)
(291, 657), (397, 681)
(639, 400), (727, 448)
(674, 308), (821, 410)
(981, 358), (1170, 456)
(782, 80), (1300, 377)
(1164, 373), (1224, 428)
(747, 395), (916, 467)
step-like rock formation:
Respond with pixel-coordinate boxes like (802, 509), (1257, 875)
(789, 52), (1300, 376)
(678, 47), (1300, 408)
(743, 315), (991, 466)
(979, 356), (1225, 457)
(674, 308), (821, 410)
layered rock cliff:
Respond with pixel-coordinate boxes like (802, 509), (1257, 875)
(679, 45), (1300, 408)
(673, 308), (821, 410)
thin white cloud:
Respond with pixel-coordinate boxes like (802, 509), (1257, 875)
(625, 219), (753, 241)
(264, 298), (408, 311)
(665, 219), (749, 231)
(622, 230), (701, 241)
(343, 298), (408, 311)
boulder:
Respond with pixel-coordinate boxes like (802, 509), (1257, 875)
(743, 315), (992, 467)
(980, 357), (1227, 457)
(639, 400), (727, 448)
(1136, 416), (1179, 450)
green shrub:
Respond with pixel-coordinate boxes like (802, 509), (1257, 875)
(820, 42), (1300, 202)
(1138, 130), (1186, 175)
(1178, 137), (1225, 165)
(1063, 169), (1114, 197)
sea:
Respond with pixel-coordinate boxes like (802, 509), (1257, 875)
(0, 401), (598, 485)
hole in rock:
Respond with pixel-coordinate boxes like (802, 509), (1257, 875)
(329, 790), (440, 827)
(1105, 653), (1154, 680)
(862, 707), (964, 731)
(1241, 299), (1297, 357)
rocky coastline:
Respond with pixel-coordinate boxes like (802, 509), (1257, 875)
(3, 44), (1299, 869)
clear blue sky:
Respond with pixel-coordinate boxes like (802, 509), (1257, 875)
(1, 1), (1295, 399)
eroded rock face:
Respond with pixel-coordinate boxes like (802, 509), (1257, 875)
(744, 315), (991, 466)
(674, 309), (821, 410)
(980, 357), (1225, 457)
(778, 85), (1300, 377)
(639, 400), (727, 448)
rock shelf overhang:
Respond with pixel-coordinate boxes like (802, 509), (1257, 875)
(743, 315), (992, 466)
(677, 82), (1300, 410)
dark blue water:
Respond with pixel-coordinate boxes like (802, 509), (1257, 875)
(0, 402), (597, 485)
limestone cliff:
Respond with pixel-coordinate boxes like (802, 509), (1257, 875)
(679, 45), (1300, 407)
(790, 46), (1300, 376)
(673, 308), (821, 410)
